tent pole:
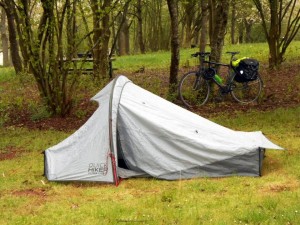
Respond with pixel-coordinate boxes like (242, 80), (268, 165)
(108, 76), (121, 186)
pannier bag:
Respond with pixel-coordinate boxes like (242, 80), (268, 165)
(232, 58), (259, 83)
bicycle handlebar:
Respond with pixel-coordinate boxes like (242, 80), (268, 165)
(192, 51), (240, 58)
(191, 52), (211, 58)
(192, 51), (239, 67)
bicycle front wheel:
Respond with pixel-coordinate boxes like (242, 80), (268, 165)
(178, 71), (210, 108)
(231, 74), (263, 104)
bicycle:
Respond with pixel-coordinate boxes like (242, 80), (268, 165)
(178, 51), (263, 108)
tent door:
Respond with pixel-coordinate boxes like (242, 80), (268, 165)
(117, 130), (129, 169)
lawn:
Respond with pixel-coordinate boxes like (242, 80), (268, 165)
(114, 41), (300, 71)
(0, 42), (300, 225)
(0, 107), (299, 224)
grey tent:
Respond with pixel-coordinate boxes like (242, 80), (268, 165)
(44, 75), (282, 185)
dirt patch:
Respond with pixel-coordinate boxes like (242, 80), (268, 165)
(260, 181), (299, 194)
(0, 146), (25, 161)
(12, 188), (48, 198)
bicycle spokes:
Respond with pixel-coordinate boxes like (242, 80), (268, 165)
(179, 72), (210, 108)
(231, 77), (262, 104)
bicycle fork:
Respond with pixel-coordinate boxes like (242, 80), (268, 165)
(192, 74), (202, 90)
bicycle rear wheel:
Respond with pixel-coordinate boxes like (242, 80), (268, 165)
(231, 74), (263, 104)
(178, 71), (210, 108)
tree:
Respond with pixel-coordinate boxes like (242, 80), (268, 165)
(0, 0), (22, 73)
(167, 0), (180, 93)
(230, 0), (236, 44)
(0, 7), (10, 66)
(253, 0), (300, 68)
(117, 2), (131, 56)
(200, 0), (209, 52)
(136, 0), (145, 53)
(90, 0), (112, 80)
(235, 0), (260, 44)
(181, 0), (201, 48)
(209, 0), (230, 63)
(0, 0), (114, 116)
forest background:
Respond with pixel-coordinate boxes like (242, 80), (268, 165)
(0, 0), (299, 116)
(0, 1), (300, 224)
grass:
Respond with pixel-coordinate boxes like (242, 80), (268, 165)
(114, 41), (300, 72)
(0, 107), (299, 225)
(0, 41), (300, 224)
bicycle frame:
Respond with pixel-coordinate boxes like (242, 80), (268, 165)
(195, 52), (239, 94)
(179, 51), (262, 108)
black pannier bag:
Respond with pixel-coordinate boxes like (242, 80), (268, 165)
(234, 58), (259, 83)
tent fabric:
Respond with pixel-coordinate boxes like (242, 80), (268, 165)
(44, 75), (283, 184)
(45, 80), (115, 182)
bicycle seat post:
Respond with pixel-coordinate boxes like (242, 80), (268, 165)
(226, 51), (240, 64)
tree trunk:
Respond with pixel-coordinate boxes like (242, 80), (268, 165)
(91, 0), (111, 79)
(268, 0), (279, 68)
(118, 23), (126, 56)
(253, 0), (300, 68)
(147, 1), (162, 51)
(167, 0), (179, 93)
(2, 1), (22, 73)
(237, 22), (244, 44)
(200, 0), (208, 52)
(230, 0), (236, 44)
(183, 1), (196, 48)
(210, 0), (229, 63)
(118, 18), (130, 56)
(136, 0), (145, 53)
(99, 1), (111, 78)
(244, 19), (252, 43)
(208, 0), (215, 45)
(0, 8), (10, 66)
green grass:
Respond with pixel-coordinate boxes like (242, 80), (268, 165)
(0, 42), (299, 224)
(114, 41), (300, 72)
(0, 107), (299, 225)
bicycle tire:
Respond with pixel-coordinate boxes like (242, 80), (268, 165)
(230, 73), (263, 104)
(178, 71), (210, 108)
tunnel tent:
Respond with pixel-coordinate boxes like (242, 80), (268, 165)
(44, 75), (283, 185)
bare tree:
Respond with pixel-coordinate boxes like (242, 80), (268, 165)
(253, 0), (300, 68)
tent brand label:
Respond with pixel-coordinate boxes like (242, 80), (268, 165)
(88, 163), (108, 175)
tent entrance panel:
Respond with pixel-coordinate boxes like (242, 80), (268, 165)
(116, 130), (128, 170)
(116, 128), (148, 178)
(45, 80), (116, 182)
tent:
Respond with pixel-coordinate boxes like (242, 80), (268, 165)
(44, 75), (282, 185)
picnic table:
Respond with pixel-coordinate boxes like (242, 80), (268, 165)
(60, 53), (116, 78)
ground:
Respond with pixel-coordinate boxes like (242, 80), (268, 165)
(3, 63), (300, 133)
